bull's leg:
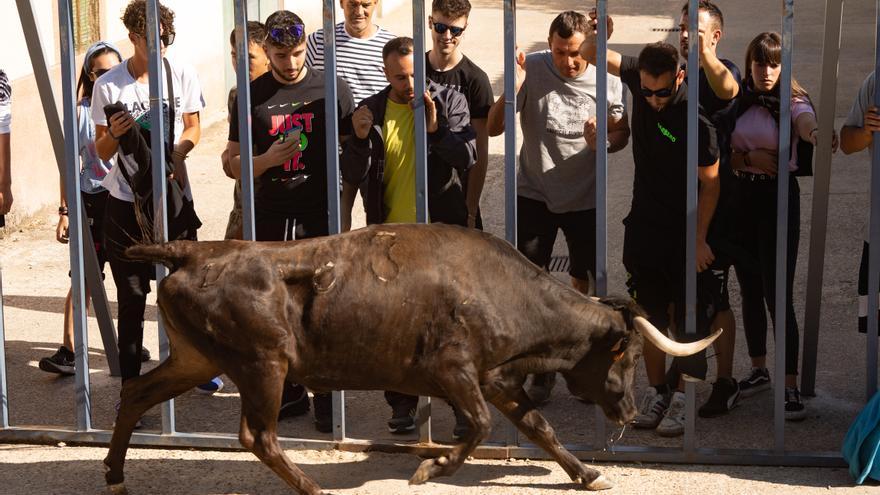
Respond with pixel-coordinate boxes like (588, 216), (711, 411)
(104, 347), (219, 492)
(489, 389), (613, 491)
(409, 368), (491, 485)
(236, 362), (324, 495)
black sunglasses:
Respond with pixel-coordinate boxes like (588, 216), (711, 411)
(640, 85), (675, 98)
(91, 68), (111, 79)
(267, 24), (305, 44)
(431, 22), (466, 37)
(134, 32), (175, 46)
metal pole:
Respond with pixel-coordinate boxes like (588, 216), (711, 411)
(145, 0), (174, 435)
(233, 0), (256, 242)
(321, 0), (346, 442)
(775, 0), (795, 454)
(59, 0), (92, 432)
(594, 0), (608, 449)
(16, 0), (120, 377)
(0, 253), (7, 428)
(866, 0), (880, 399)
(413, 0), (432, 444)
(801, 0), (844, 397)
(684, 0), (699, 455)
(503, 0), (519, 448)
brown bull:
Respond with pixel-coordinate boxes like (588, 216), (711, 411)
(105, 223), (718, 494)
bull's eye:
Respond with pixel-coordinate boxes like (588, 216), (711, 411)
(610, 336), (630, 354)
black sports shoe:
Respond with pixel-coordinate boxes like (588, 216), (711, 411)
(278, 383), (310, 420)
(785, 387), (807, 421)
(698, 377), (741, 418)
(451, 405), (471, 441)
(313, 392), (333, 433)
(39, 346), (75, 375)
(387, 404), (416, 434)
(739, 367), (771, 398)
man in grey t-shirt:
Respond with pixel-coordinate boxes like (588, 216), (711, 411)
(487, 11), (629, 403)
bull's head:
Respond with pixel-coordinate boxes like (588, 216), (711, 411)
(560, 296), (721, 426)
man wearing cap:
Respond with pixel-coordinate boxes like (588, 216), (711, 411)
(226, 10), (356, 433)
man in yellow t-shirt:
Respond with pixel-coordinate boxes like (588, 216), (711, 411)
(341, 36), (476, 231)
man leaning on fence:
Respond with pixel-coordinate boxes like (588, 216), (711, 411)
(225, 10), (356, 434)
(486, 10), (630, 405)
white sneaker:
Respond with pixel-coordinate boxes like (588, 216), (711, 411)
(633, 388), (669, 429)
(656, 391), (686, 437)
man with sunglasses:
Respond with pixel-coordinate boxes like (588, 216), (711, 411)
(226, 10), (355, 434)
(425, 0), (492, 231)
(91, 0), (205, 397)
(485, 11), (629, 405)
(580, 34), (722, 437)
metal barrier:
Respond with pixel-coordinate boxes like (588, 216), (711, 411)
(2, 0), (877, 470)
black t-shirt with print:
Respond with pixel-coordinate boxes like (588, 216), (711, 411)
(426, 53), (494, 119)
(229, 69), (355, 216)
(619, 55), (719, 259)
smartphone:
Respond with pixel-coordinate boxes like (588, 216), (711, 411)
(278, 126), (303, 146)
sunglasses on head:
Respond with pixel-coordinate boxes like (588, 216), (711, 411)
(640, 85), (675, 98)
(431, 22), (465, 37)
(267, 24), (305, 44)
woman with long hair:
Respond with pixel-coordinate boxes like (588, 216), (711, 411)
(730, 32), (837, 420)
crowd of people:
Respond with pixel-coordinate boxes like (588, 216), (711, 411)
(0, 0), (877, 439)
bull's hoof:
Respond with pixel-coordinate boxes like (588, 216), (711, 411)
(409, 456), (449, 485)
(584, 474), (613, 491)
(106, 483), (128, 495)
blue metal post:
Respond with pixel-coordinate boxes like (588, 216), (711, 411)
(59, 0), (91, 432)
(866, 0), (880, 399)
(684, 0), (699, 455)
(233, 0), (256, 242)
(594, 0), (609, 448)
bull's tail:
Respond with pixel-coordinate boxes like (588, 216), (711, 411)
(124, 241), (195, 271)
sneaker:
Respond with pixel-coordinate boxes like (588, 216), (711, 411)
(196, 376), (224, 395)
(278, 383), (310, 420)
(313, 392), (333, 433)
(526, 372), (557, 405)
(739, 367), (771, 398)
(633, 388), (669, 429)
(113, 401), (143, 429)
(451, 405), (471, 441)
(387, 404), (416, 434)
(38, 346), (75, 375)
(656, 391), (686, 437)
(140, 346), (151, 362)
(698, 377), (741, 418)
(785, 387), (807, 421)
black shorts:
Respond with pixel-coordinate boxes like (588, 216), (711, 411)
(69, 190), (109, 276)
(858, 241), (880, 334)
(517, 196), (596, 282)
(255, 210), (329, 242)
(625, 261), (724, 383)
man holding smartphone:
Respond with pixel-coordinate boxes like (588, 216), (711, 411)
(226, 10), (355, 433)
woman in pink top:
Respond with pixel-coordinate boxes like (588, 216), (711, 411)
(729, 32), (837, 422)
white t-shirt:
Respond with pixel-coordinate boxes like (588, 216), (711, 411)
(844, 72), (877, 242)
(91, 57), (205, 202)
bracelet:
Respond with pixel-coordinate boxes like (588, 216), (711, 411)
(58, 206), (68, 216)
(107, 129), (120, 140)
(810, 128), (818, 136)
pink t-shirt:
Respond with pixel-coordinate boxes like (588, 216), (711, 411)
(731, 96), (814, 174)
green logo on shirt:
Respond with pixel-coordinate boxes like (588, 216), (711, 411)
(657, 122), (677, 143)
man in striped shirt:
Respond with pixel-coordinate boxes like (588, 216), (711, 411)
(306, 0), (395, 105)
(0, 69), (11, 217)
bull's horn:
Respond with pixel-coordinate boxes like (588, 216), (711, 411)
(633, 316), (722, 357)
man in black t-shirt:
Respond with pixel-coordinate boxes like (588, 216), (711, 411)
(580, 37), (721, 437)
(226, 10), (355, 434)
(425, 0), (493, 230)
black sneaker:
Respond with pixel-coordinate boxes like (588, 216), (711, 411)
(698, 377), (741, 418)
(739, 367), (771, 398)
(313, 392), (333, 433)
(38, 346), (75, 375)
(785, 387), (807, 421)
(387, 404), (416, 434)
(278, 383), (310, 420)
(451, 405), (471, 441)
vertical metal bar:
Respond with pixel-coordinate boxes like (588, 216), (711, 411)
(593, 0), (608, 448)
(775, 0), (795, 453)
(683, 0), (699, 454)
(322, 0), (346, 442)
(801, 0), (844, 397)
(81, 222), (121, 377)
(145, 0), (175, 435)
(413, 0), (432, 444)
(16, 0), (120, 377)
(234, 0), (256, 242)
(503, 0), (519, 448)
(0, 250), (7, 428)
(59, 0), (92, 432)
(866, 0), (880, 399)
